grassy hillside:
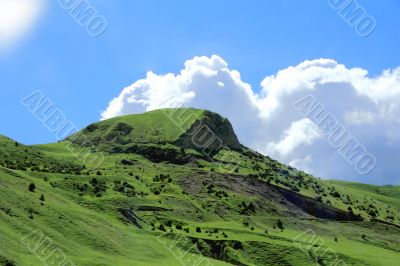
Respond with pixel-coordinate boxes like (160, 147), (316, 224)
(331, 180), (400, 213)
(70, 108), (206, 145)
(0, 135), (84, 174)
(67, 108), (240, 157)
(0, 109), (399, 266)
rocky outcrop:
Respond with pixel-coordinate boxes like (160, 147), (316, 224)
(174, 111), (241, 156)
(275, 186), (363, 221)
(119, 208), (144, 229)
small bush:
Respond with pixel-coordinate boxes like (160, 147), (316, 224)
(159, 224), (166, 232)
(28, 183), (36, 192)
(277, 219), (284, 231)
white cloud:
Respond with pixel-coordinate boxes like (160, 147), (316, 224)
(289, 155), (313, 173)
(0, 0), (45, 52)
(102, 55), (400, 185)
(267, 119), (322, 158)
(344, 111), (376, 125)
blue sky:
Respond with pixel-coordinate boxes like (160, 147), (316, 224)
(1, 0), (400, 184)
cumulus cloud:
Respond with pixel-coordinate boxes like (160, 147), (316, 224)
(102, 55), (400, 185)
(267, 119), (322, 158)
(0, 0), (45, 52)
(344, 111), (376, 125)
(290, 155), (313, 173)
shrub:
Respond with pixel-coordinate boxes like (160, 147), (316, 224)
(176, 225), (182, 230)
(159, 224), (166, 232)
(0, 256), (16, 266)
(277, 219), (284, 231)
(92, 179), (107, 195)
(28, 183), (36, 192)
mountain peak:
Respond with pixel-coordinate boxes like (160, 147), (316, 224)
(67, 108), (241, 157)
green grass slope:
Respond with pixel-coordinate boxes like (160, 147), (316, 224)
(1, 109), (399, 266)
(0, 135), (84, 174)
(67, 108), (240, 155)
(68, 108), (206, 146)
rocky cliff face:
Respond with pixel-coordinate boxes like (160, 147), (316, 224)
(174, 110), (242, 155)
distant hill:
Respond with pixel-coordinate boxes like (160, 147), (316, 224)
(0, 109), (399, 266)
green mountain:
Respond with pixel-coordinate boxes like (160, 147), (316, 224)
(0, 108), (399, 266)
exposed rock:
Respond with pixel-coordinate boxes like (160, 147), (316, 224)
(174, 110), (241, 155)
(119, 208), (144, 229)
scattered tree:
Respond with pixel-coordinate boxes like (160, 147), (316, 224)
(28, 183), (36, 192)
(277, 219), (284, 231)
(175, 224), (182, 230)
(159, 224), (166, 232)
